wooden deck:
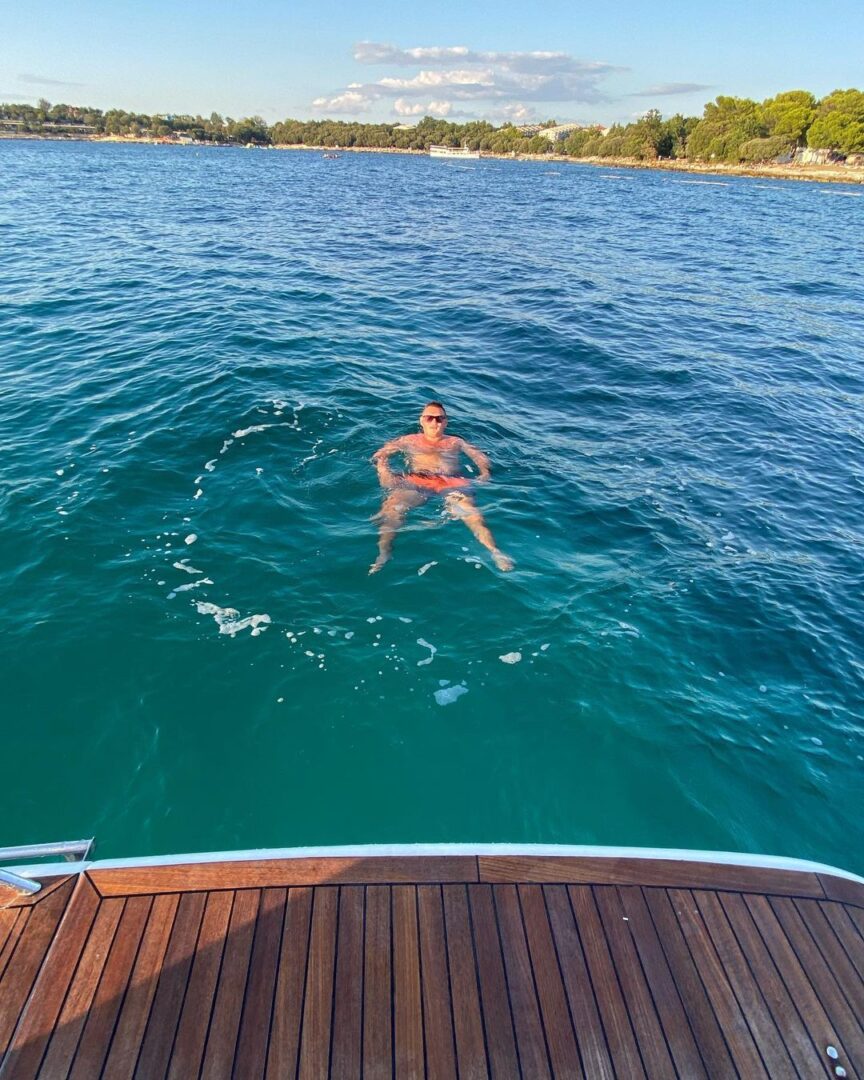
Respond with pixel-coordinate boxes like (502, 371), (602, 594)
(0, 853), (862, 1078)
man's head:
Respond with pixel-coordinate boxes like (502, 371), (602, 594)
(419, 401), (448, 438)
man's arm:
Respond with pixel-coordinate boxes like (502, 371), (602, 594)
(460, 440), (492, 481)
(371, 437), (406, 487)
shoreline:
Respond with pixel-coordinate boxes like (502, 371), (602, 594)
(3, 133), (862, 184)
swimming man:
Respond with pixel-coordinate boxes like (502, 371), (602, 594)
(369, 402), (514, 574)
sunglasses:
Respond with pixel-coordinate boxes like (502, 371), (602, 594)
(422, 415), (447, 423)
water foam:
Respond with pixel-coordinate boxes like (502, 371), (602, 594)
(434, 683), (468, 706)
(194, 602), (271, 637)
(416, 638), (437, 666)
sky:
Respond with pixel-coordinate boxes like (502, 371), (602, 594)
(2, 0), (863, 127)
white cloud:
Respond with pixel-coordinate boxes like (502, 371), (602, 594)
(629, 82), (712, 97)
(393, 98), (453, 117)
(502, 103), (536, 122)
(353, 42), (614, 78)
(312, 41), (624, 117)
(18, 73), (85, 88)
(311, 89), (374, 113)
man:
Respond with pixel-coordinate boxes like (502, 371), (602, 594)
(369, 402), (514, 574)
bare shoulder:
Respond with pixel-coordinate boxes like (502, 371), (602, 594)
(377, 433), (411, 451)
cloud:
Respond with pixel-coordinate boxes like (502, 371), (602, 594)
(501, 103), (537, 122)
(311, 89), (375, 114)
(18, 73), (85, 89)
(354, 42), (612, 77)
(393, 98), (453, 117)
(312, 42), (624, 117)
(628, 82), (712, 97)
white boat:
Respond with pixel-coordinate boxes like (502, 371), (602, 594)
(429, 144), (480, 159)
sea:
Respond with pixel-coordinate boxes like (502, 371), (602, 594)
(2, 141), (862, 874)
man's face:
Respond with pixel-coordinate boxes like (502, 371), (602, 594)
(419, 407), (448, 438)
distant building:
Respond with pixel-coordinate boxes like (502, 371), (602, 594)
(514, 122), (596, 142)
(537, 123), (588, 143)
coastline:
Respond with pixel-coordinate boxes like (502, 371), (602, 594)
(3, 133), (861, 184)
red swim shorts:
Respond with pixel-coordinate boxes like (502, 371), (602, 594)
(403, 473), (470, 493)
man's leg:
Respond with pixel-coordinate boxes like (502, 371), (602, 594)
(369, 489), (426, 574)
(446, 493), (514, 571)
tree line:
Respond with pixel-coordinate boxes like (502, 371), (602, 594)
(2, 89), (863, 160)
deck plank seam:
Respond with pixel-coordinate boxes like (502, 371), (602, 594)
(770, 897), (864, 1076)
(624, 883), (700, 1077)
(595, 886), (668, 1078)
(294, 886), (318, 1080)
(96, 895), (154, 1080)
(730, 893), (831, 1076)
(489, 883), (529, 1079)
(538, 887), (586, 1078)
(12, 875), (99, 1079)
(6, 876), (74, 911)
(514, 885), (556, 1077)
(232, 888), (273, 1078)
(128, 890), (184, 1080)
(470, 883), (521, 1078)
(325, 886), (343, 1080)
(0, 885), (71, 1054)
(637, 883), (716, 1078)
(0, 910), (20, 964)
(359, 887), (367, 1080)
(699, 889), (800, 1078)
(413, 884), (430, 1080)
(837, 904), (864, 952)
(261, 887), (291, 1080)
(436, 884), (462, 1080)
(389, 886), (396, 1080)
(61, 895), (128, 1080)
(155, 891), (209, 1080)
(574, 885), (648, 1079)
(193, 890), (235, 1080)
(717, 891), (813, 1079)
(548, 885), (615, 1079)
(818, 874), (864, 910)
(816, 903), (864, 983)
(161, 896), (204, 1077)
(0, 910), (28, 986)
(461, 883), (494, 1080)
(662, 886), (752, 1078)
(744, 893), (845, 1064)
(677, 888), (774, 1079)
(789, 900), (864, 1038)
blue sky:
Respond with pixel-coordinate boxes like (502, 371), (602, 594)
(3, 0), (862, 126)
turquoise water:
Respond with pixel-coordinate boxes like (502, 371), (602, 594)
(2, 142), (863, 872)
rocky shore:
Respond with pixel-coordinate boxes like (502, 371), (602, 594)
(4, 134), (861, 184)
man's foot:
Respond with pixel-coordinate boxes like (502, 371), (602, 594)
(492, 550), (514, 572)
(369, 553), (389, 575)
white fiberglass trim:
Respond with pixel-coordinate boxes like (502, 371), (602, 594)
(7, 844), (863, 885)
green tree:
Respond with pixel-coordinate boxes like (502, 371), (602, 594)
(807, 88), (864, 153)
(763, 90), (816, 144)
(687, 96), (767, 161)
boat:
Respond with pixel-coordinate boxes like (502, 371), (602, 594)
(2, 838), (862, 1076)
(429, 144), (481, 160)
(322, 152), (339, 160)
